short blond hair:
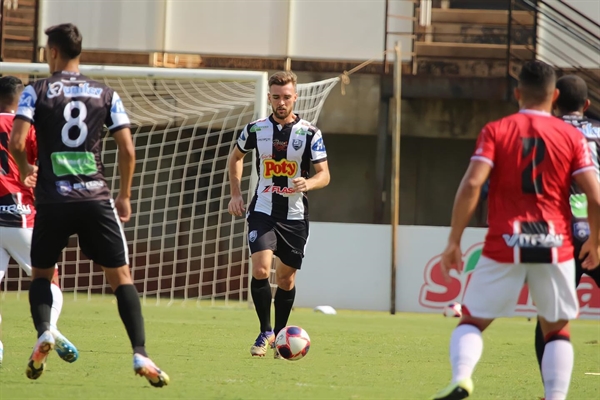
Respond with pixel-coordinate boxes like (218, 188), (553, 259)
(268, 71), (297, 89)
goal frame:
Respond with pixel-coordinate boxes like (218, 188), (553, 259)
(0, 62), (268, 304)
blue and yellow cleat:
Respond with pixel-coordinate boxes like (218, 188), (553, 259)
(25, 330), (55, 380)
(133, 353), (169, 388)
(250, 331), (274, 357)
(51, 327), (79, 363)
(431, 378), (474, 400)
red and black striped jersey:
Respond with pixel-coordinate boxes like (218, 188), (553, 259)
(0, 113), (37, 228)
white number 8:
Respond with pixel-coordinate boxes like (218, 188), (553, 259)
(62, 101), (88, 147)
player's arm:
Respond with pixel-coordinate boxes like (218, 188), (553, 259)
(228, 146), (246, 199)
(440, 124), (494, 281)
(228, 126), (254, 217)
(9, 118), (37, 187)
(294, 129), (330, 193)
(573, 170), (600, 269)
(304, 160), (330, 191)
(112, 127), (135, 222)
(448, 161), (492, 244)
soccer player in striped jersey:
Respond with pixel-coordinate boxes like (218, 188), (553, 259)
(0, 76), (78, 366)
(432, 61), (600, 400)
(9, 23), (168, 386)
(533, 74), (600, 378)
(228, 71), (330, 357)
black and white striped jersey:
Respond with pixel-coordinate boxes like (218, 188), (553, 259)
(237, 115), (327, 220)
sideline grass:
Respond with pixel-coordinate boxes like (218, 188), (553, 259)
(0, 293), (598, 399)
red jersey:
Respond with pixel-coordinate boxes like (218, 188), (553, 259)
(473, 110), (595, 264)
(0, 113), (37, 228)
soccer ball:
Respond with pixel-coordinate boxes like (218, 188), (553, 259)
(275, 326), (311, 361)
(442, 302), (462, 318)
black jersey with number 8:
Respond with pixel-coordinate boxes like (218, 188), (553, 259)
(15, 71), (130, 204)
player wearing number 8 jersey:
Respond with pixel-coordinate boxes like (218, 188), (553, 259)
(431, 61), (600, 400)
(9, 23), (168, 386)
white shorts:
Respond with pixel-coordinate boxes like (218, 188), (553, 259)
(462, 256), (579, 322)
(0, 226), (33, 277)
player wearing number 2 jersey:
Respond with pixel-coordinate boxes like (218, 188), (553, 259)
(9, 23), (168, 386)
(432, 61), (600, 400)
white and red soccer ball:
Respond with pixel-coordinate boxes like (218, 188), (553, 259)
(443, 302), (463, 318)
(275, 326), (311, 361)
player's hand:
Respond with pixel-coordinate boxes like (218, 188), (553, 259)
(579, 239), (600, 270)
(440, 242), (463, 282)
(292, 177), (311, 193)
(21, 164), (38, 188)
(115, 194), (131, 223)
(228, 195), (246, 217)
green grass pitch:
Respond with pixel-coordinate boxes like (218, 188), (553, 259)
(0, 292), (598, 399)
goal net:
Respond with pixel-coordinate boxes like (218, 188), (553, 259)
(0, 63), (338, 306)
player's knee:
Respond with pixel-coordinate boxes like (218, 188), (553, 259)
(276, 275), (295, 291)
(252, 264), (270, 280)
(458, 306), (492, 331)
(544, 328), (571, 343)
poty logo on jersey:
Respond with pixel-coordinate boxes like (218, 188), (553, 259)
(18, 91), (35, 108)
(418, 243), (600, 316)
(312, 137), (325, 152)
(296, 128), (308, 136)
(48, 82), (103, 99)
(0, 204), (32, 215)
(111, 98), (126, 114)
(502, 233), (564, 248)
(263, 159), (298, 178)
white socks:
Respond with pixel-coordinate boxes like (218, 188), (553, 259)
(450, 324), (483, 383)
(50, 283), (63, 328)
(542, 339), (574, 400)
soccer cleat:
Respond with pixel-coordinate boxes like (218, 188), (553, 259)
(431, 378), (474, 400)
(250, 331), (274, 357)
(51, 327), (79, 363)
(25, 331), (55, 380)
(0, 339), (4, 366)
(133, 353), (170, 388)
(271, 342), (283, 359)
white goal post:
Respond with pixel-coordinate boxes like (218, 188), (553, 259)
(0, 62), (338, 306)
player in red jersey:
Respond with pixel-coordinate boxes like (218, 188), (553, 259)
(0, 76), (78, 365)
(431, 60), (600, 400)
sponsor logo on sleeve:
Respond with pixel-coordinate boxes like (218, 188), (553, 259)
(311, 137), (325, 152)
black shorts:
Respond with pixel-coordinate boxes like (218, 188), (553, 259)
(32, 200), (129, 269)
(247, 211), (309, 269)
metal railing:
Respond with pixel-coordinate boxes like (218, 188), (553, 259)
(508, 0), (600, 117)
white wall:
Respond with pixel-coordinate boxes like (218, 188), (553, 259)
(40, 0), (166, 51)
(39, 0), (405, 61)
(288, 0), (387, 61)
(537, 0), (600, 68)
(164, 0), (289, 56)
(296, 223), (600, 320)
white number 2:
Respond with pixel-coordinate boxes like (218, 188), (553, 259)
(62, 101), (88, 147)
